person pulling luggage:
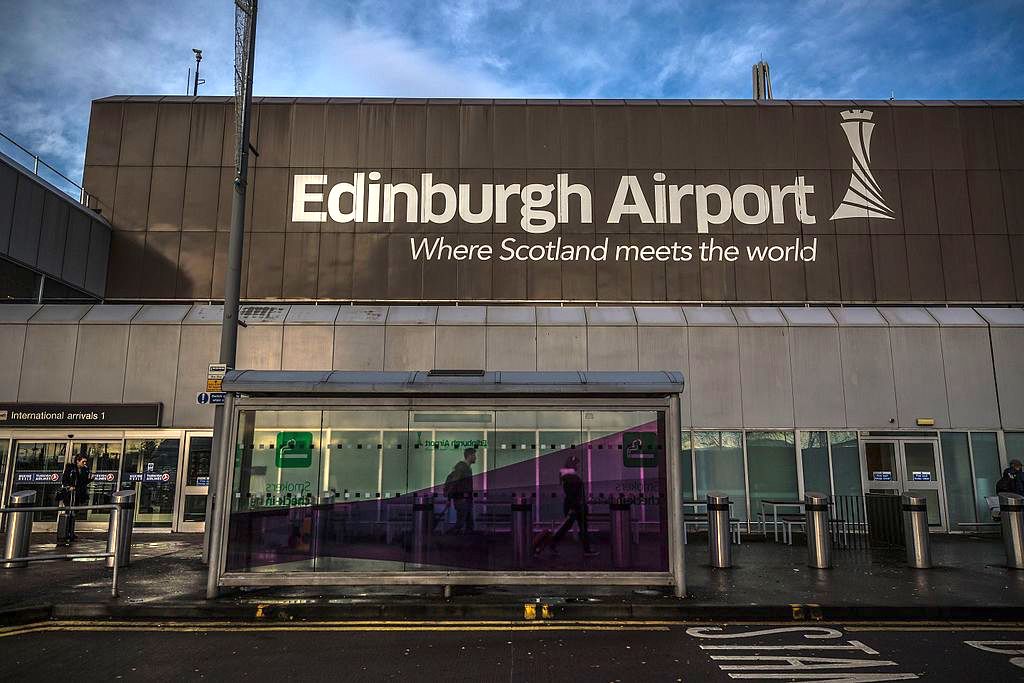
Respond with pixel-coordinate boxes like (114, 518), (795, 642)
(58, 454), (92, 543)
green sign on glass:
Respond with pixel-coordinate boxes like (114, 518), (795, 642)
(276, 431), (314, 469)
(623, 431), (657, 468)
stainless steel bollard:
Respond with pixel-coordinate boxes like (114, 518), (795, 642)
(610, 500), (633, 569)
(106, 490), (136, 569)
(804, 492), (832, 569)
(999, 493), (1024, 569)
(901, 493), (932, 569)
(412, 495), (432, 565)
(3, 491), (35, 569)
(511, 496), (532, 568)
(707, 493), (732, 568)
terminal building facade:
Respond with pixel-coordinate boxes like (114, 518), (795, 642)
(0, 96), (1023, 538)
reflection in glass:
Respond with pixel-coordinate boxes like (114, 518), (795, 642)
(800, 431), (831, 495)
(970, 433), (1002, 522)
(941, 432), (975, 525)
(74, 442), (122, 522)
(746, 431), (798, 516)
(829, 432), (862, 497)
(694, 431), (746, 520)
(865, 442), (897, 483)
(122, 438), (180, 528)
(12, 441), (68, 521)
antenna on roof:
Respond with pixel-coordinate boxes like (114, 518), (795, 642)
(752, 60), (773, 100)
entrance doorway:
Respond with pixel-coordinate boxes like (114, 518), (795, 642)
(175, 432), (212, 532)
(862, 438), (945, 529)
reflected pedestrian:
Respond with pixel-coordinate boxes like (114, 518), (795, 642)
(537, 454), (597, 557)
(444, 448), (476, 533)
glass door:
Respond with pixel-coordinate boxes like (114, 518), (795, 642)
(863, 438), (945, 529)
(10, 441), (68, 521)
(176, 433), (212, 532)
(122, 437), (181, 528)
(71, 441), (122, 525)
(864, 440), (900, 494)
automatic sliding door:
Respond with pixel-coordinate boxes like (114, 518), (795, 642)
(11, 441), (67, 521)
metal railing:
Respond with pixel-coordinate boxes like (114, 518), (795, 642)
(1, 490), (135, 597)
(0, 131), (91, 207)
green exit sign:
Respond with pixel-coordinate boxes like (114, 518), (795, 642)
(276, 431), (313, 469)
(623, 431), (657, 468)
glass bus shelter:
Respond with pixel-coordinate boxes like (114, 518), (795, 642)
(207, 370), (686, 597)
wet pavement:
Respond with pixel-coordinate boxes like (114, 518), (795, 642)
(0, 619), (1022, 681)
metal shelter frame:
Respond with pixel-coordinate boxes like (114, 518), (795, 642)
(206, 370), (686, 598)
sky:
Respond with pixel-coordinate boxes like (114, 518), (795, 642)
(0, 0), (1021, 185)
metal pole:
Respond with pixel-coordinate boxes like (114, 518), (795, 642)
(1000, 493), (1024, 569)
(192, 50), (203, 97)
(204, 0), (257, 572)
(901, 493), (931, 569)
(805, 492), (832, 569)
(3, 491), (35, 568)
(707, 493), (732, 569)
(665, 394), (686, 597)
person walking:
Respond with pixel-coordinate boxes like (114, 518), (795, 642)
(538, 454), (598, 557)
(444, 448), (476, 533)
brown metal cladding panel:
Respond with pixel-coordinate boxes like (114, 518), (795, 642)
(696, 169), (734, 234)
(82, 165), (116, 218)
(559, 234), (598, 300)
(216, 166), (253, 232)
(386, 234), (421, 299)
(831, 104), (897, 171)
(316, 232), (353, 299)
(153, 103), (191, 166)
(730, 169), (765, 235)
(182, 166), (220, 230)
(940, 234), (981, 300)
(960, 107), (999, 169)
(246, 233), (285, 299)
(836, 234), (875, 301)
(421, 168), (460, 235)
(85, 101), (122, 166)
(458, 169), (494, 235)
(212, 230), (251, 299)
(61, 212), (91, 288)
(256, 104), (292, 167)
(733, 233), (770, 300)
(559, 105), (595, 169)
(660, 106), (695, 169)
(557, 168), (596, 235)
(218, 103), (238, 166)
(593, 169), (631, 234)
(869, 170), (903, 235)
(900, 170), (938, 234)
(692, 106), (729, 169)
(282, 232), (320, 299)
(459, 104), (492, 169)
(491, 234), (527, 300)
(139, 231), (180, 298)
(726, 104), (758, 169)
(830, 170), (869, 235)
(893, 107), (931, 169)
(290, 103), (326, 167)
(792, 105), (829, 170)
(392, 103), (426, 168)
(421, 246), (457, 300)
(768, 234), (807, 301)
(493, 105), (528, 168)
(112, 166), (151, 229)
(458, 248), (492, 300)
(628, 234), (667, 300)
(105, 231), (145, 297)
(37, 193), (68, 275)
(975, 234), (1016, 301)
(596, 235), (632, 301)
(797, 169), (834, 235)
(527, 233), (563, 300)
(967, 170), (1007, 233)
(804, 233), (841, 300)
(763, 170), (802, 234)
(905, 235), (946, 301)
(358, 103), (393, 168)
(593, 105), (628, 169)
(871, 234), (911, 301)
(285, 166), (325, 233)
(665, 234), (700, 300)
(933, 171), (973, 234)
(526, 105), (561, 169)
(926, 107), (965, 170)
(147, 166), (185, 230)
(1012, 236), (1024, 299)
(425, 103), (460, 169)
(383, 168), (424, 234)
(187, 103), (225, 166)
(626, 105), (662, 169)
(0, 163), (13, 251)
(352, 233), (388, 299)
(1006, 171), (1024, 234)
(9, 177), (43, 266)
(175, 231), (215, 299)
(697, 235), (737, 301)
(757, 104), (795, 170)
(324, 102), (359, 167)
(118, 103), (157, 166)
(250, 167), (290, 231)
(993, 106), (1024, 170)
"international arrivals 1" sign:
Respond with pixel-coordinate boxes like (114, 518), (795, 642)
(0, 403), (162, 428)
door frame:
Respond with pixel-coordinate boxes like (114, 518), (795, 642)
(861, 436), (947, 530)
(175, 431), (213, 532)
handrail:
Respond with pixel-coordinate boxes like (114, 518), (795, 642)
(0, 130), (90, 206)
(0, 504), (116, 514)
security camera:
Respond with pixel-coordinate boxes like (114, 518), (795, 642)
(193, 48), (203, 60)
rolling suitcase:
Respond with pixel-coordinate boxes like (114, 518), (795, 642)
(56, 488), (75, 546)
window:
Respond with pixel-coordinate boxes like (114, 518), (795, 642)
(940, 432), (975, 526)
(800, 431), (831, 495)
(122, 439), (180, 528)
(680, 431), (693, 502)
(829, 432), (862, 498)
(746, 431), (798, 520)
(970, 433), (1002, 522)
(693, 431), (746, 520)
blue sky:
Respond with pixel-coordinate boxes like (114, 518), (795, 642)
(0, 0), (1021, 185)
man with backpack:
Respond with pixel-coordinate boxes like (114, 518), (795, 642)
(996, 459), (1024, 496)
(444, 448), (476, 533)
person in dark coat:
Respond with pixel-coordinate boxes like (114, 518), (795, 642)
(997, 460), (1024, 496)
(546, 454), (598, 557)
(444, 448), (476, 533)
(60, 454), (92, 540)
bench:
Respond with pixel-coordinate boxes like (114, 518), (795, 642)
(956, 521), (1001, 535)
(682, 513), (743, 545)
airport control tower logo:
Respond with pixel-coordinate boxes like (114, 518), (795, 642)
(830, 110), (895, 221)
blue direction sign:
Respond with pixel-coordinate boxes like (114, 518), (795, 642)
(196, 392), (226, 405)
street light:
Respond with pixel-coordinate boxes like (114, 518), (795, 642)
(192, 48), (205, 96)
